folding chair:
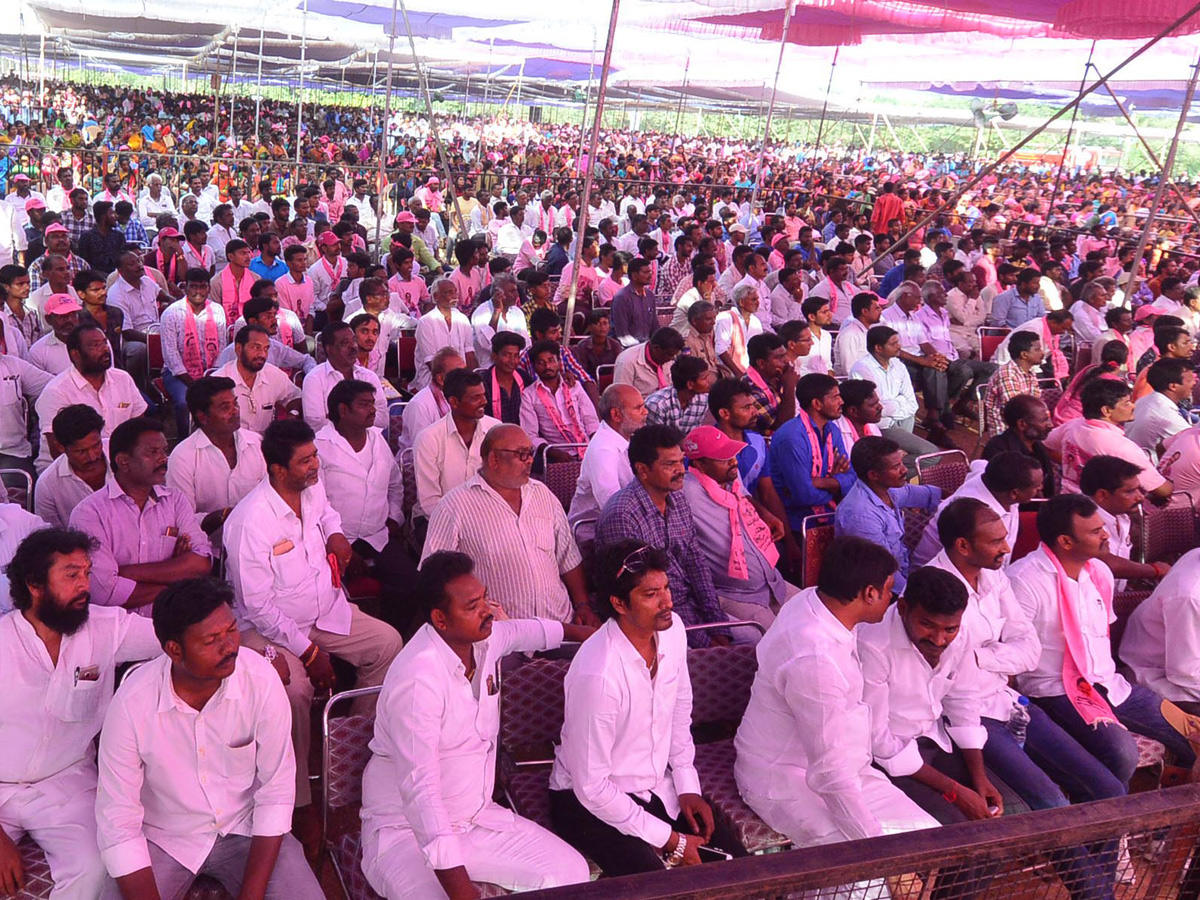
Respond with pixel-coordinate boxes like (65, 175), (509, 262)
(977, 326), (1010, 363)
(0, 468), (34, 511)
(540, 443), (588, 511)
(799, 512), (835, 588)
(915, 450), (969, 495)
(386, 399), (407, 455)
(396, 335), (417, 383)
(1132, 492), (1197, 565)
(596, 364), (615, 392)
(1009, 499), (1047, 563)
(571, 518), (597, 573)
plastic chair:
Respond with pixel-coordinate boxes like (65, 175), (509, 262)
(396, 336), (417, 382)
(799, 513), (835, 588)
(1132, 492), (1197, 565)
(915, 450), (969, 495)
(978, 326), (1010, 363)
(596, 363), (615, 392)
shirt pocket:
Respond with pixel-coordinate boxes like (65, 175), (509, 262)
(269, 544), (311, 591)
(219, 740), (258, 793)
(62, 680), (104, 723)
(528, 515), (556, 554)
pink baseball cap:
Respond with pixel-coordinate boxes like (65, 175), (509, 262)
(682, 425), (746, 461)
(157, 226), (181, 239)
(44, 223), (69, 235)
(44, 293), (83, 316)
(395, 211), (417, 225)
(1134, 304), (1164, 322)
(12, 173), (30, 182)
(316, 231), (340, 247)
(24, 197), (46, 211)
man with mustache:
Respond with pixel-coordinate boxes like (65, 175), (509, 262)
(361, 551), (592, 899)
(95, 577), (323, 900)
(35, 405), (109, 530)
(69, 417), (212, 615)
(0, 528), (161, 900)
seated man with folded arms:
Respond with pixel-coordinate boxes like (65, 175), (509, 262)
(568, 383), (646, 543)
(224, 419), (403, 835)
(1080, 455), (1171, 588)
(213, 325), (303, 436)
(167, 376), (267, 536)
(36, 405), (109, 529)
(415, 368), (502, 520)
(1009, 494), (1195, 791)
(834, 436), (942, 597)
(95, 578), (324, 900)
(360, 551), (591, 899)
(735, 537), (940, 848)
(69, 417), (213, 615)
(0, 528), (162, 900)
(550, 539), (735, 875)
(982, 394), (1057, 497)
(398, 348), (466, 453)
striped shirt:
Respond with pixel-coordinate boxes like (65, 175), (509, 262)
(421, 473), (582, 622)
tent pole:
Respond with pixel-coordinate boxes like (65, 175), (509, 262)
(375, 0), (399, 255)
(576, 26), (597, 168)
(865, 2), (1200, 271)
(1123, 56), (1200, 303)
(675, 54), (690, 135)
(749, 0), (793, 217)
(813, 45), (839, 156)
(229, 29), (239, 144)
(296, 0), (308, 167)
(1046, 40), (1095, 225)
(562, 0), (621, 344)
(396, 0), (469, 239)
(868, 112), (877, 155)
(254, 19), (265, 144)
(38, 34), (45, 110)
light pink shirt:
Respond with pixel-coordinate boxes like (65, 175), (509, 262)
(1045, 418), (1166, 494)
(274, 273), (315, 319)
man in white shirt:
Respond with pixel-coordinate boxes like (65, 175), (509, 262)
(36, 404), (108, 529)
(470, 273), (528, 368)
(27, 292), (79, 377)
(568, 384), (647, 542)
(213, 325), (302, 435)
(520, 339), (600, 459)
(107, 251), (171, 377)
(850, 325), (933, 462)
(412, 279), (475, 392)
(1122, 546), (1200, 715)
(35, 323), (147, 473)
(0, 528), (162, 900)
(1009, 494), (1195, 790)
(1070, 282), (1109, 345)
(95, 578), (323, 900)
(1080, 455), (1171, 589)
(314, 378), (413, 629)
(226, 419), (403, 818)
(301, 321), (387, 432)
(414, 369), (501, 520)
(549, 539), (730, 875)
(136, 174), (176, 229)
(0, 344), (53, 474)
(206, 205), (238, 271)
(360, 550), (591, 899)
(613, 328), (684, 400)
(735, 536), (939, 849)
(1126, 358), (1194, 457)
(801, 296), (835, 375)
(166, 376), (266, 533)
(912, 452), (1043, 568)
(397, 348), (464, 453)
(834, 291), (881, 378)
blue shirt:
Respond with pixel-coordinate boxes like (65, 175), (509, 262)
(737, 431), (769, 497)
(878, 262), (907, 298)
(833, 480), (941, 595)
(989, 288), (1046, 329)
(250, 256), (288, 282)
(768, 414), (856, 528)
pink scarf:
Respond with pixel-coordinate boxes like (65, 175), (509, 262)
(1039, 544), (1122, 729)
(824, 277), (845, 317)
(645, 345), (668, 390)
(536, 380), (588, 449)
(321, 255), (346, 283)
(1042, 319), (1068, 381)
(157, 249), (179, 284)
(491, 367), (521, 420)
(691, 469), (779, 579)
(797, 410), (837, 512)
(182, 302), (222, 379)
(745, 363), (777, 407)
(219, 266), (254, 321)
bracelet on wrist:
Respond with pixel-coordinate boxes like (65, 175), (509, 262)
(942, 784), (958, 804)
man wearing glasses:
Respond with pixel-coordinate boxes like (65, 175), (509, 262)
(421, 424), (599, 625)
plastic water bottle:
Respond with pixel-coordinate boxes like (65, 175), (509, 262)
(1008, 695), (1031, 749)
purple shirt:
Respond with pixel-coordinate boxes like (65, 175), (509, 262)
(69, 481), (211, 613)
(915, 304), (959, 361)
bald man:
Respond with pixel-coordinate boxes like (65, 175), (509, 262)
(568, 384), (649, 542)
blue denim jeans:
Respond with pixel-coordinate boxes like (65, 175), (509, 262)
(1035, 683), (1197, 788)
(162, 369), (191, 438)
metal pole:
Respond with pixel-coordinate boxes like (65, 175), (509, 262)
(1046, 40), (1096, 225)
(675, 54), (690, 135)
(576, 27), (597, 166)
(813, 45), (839, 155)
(375, 0), (399, 255)
(296, 0), (308, 167)
(254, 21), (265, 143)
(515, 58), (525, 113)
(229, 30), (239, 144)
(1124, 56), (1200, 302)
(38, 34), (45, 109)
(396, 0), (469, 239)
(749, 0), (794, 216)
(562, 0), (621, 344)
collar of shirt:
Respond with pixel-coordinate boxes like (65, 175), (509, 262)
(103, 478), (166, 507)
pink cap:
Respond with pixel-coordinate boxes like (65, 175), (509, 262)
(44, 293), (83, 316)
(395, 211), (417, 225)
(428, 176), (440, 185)
(1134, 304), (1164, 322)
(44, 223), (68, 235)
(24, 197), (46, 211)
(12, 173), (30, 182)
(316, 231), (340, 247)
(681, 425), (746, 461)
(157, 226), (181, 239)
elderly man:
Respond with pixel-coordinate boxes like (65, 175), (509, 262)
(715, 283), (766, 377)
(1070, 282), (1110, 345)
(568, 384), (648, 542)
(421, 423), (597, 625)
(413, 278), (475, 392)
(470, 272), (529, 368)
(398, 347), (465, 453)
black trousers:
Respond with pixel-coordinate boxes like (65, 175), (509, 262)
(549, 788), (743, 877)
(351, 537), (421, 637)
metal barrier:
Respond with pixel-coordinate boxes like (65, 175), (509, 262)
(515, 784), (1200, 900)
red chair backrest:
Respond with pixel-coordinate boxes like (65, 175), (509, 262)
(980, 333), (1007, 362)
(1010, 510), (1041, 562)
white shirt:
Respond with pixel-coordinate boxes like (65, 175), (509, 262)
(928, 549), (1042, 721)
(360, 619), (565, 869)
(34, 452), (101, 529)
(159, 300), (227, 377)
(1070, 301), (1107, 344)
(397, 385), (449, 454)
(35, 367), (147, 472)
(413, 413), (501, 520)
(26, 332), (70, 376)
(95, 649), (294, 878)
(0, 507), (47, 612)
(834, 318), (869, 377)
(807, 326), (833, 374)
(224, 478), (353, 657)
(567, 421), (633, 542)
(770, 284), (804, 327)
(137, 191), (177, 229)
(548, 614), (699, 849)
(849, 354), (918, 428)
(912, 473), (1019, 569)
(106, 275), (161, 332)
(314, 424), (404, 550)
(470, 302), (529, 368)
(1009, 546), (1128, 705)
(412, 308), (474, 391)
(306, 257), (347, 314)
(166, 428), (266, 516)
(734, 588), (881, 841)
(494, 221), (527, 256)
(1122, 547), (1200, 703)
(301, 361), (388, 432)
(858, 606), (987, 777)
(713, 310), (764, 365)
(1127, 391), (1189, 456)
(207, 224), (237, 270)
(0, 606), (159, 795)
(0, 353), (52, 457)
(213, 360), (301, 435)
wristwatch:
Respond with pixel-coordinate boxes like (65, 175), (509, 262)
(663, 834), (687, 868)
(263, 646), (278, 663)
